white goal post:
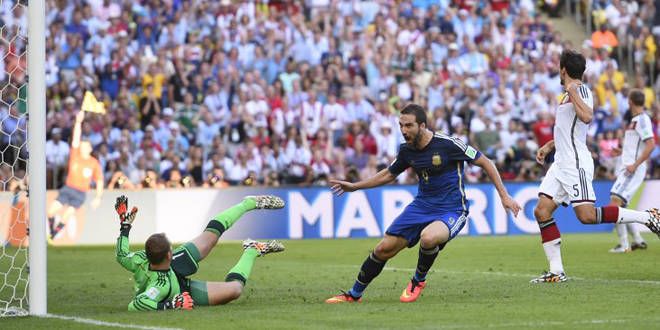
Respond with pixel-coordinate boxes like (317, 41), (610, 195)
(27, 0), (46, 316)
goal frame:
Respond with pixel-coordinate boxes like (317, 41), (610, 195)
(27, 0), (47, 316)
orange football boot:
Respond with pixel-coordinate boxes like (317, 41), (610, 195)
(325, 291), (362, 304)
(400, 279), (426, 303)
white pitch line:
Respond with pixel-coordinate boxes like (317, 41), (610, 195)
(43, 314), (184, 330)
(423, 317), (657, 329)
(332, 264), (660, 285)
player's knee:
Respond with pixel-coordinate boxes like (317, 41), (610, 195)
(534, 206), (551, 222)
(419, 234), (443, 249)
(373, 244), (396, 260)
(227, 283), (243, 301)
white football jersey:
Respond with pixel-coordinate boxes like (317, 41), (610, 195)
(553, 84), (594, 171)
(621, 112), (654, 166)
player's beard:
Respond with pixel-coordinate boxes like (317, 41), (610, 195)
(406, 130), (422, 148)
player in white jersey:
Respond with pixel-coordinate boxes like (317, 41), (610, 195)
(608, 90), (656, 253)
(531, 50), (660, 283)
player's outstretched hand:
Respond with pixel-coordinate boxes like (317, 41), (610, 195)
(501, 195), (521, 218)
(329, 179), (357, 196)
(171, 292), (194, 310)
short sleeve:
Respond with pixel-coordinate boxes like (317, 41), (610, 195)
(387, 146), (409, 176)
(636, 115), (654, 141)
(443, 137), (482, 163)
(577, 85), (594, 109)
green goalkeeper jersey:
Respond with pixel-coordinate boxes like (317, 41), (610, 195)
(115, 227), (182, 311)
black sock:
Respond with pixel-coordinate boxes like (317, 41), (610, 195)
(348, 252), (386, 297)
(204, 220), (226, 238)
(48, 217), (55, 233)
(52, 223), (65, 238)
(414, 244), (442, 282)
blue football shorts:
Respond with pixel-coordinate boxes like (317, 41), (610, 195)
(385, 200), (468, 248)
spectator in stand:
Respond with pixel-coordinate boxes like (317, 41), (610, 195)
(31, 0), (659, 192)
(46, 127), (70, 189)
(533, 111), (554, 148)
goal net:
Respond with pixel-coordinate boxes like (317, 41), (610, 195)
(0, 0), (44, 317)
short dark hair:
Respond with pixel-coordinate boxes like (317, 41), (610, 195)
(145, 233), (171, 264)
(629, 89), (645, 107)
(400, 103), (427, 126)
(560, 50), (586, 80)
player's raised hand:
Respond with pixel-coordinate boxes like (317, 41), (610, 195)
(501, 195), (521, 218)
(123, 207), (138, 225)
(115, 195), (138, 225)
(565, 80), (580, 94)
(115, 195), (128, 218)
(329, 178), (358, 196)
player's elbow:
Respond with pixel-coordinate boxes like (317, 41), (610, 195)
(578, 110), (593, 124)
(645, 139), (655, 152)
(579, 114), (593, 124)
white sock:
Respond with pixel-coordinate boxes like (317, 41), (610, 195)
(627, 223), (645, 244)
(614, 223), (629, 249)
(543, 238), (564, 274)
(617, 208), (649, 224)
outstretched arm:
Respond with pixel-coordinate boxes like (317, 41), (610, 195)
(330, 168), (397, 196)
(72, 110), (85, 149)
(114, 196), (140, 272)
(472, 154), (521, 217)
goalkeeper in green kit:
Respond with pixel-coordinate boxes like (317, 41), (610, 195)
(114, 195), (285, 311)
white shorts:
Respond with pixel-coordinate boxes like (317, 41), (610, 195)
(610, 164), (646, 207)
(539, 163), (596, 206)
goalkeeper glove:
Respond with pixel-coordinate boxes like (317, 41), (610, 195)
(162, 292), (194, 310)
(115, 195), (138, 234)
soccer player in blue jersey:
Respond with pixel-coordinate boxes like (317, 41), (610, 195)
(325, 104), (521, 303)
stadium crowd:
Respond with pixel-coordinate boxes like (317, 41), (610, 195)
(1, 0), (660, 191)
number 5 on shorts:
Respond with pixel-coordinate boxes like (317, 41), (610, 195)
(572, 184), (579, 197)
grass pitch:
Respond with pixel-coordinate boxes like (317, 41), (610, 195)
(3, 233), (660, 329)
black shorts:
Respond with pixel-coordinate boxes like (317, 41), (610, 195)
(56, 185), (86, 208)
(171, 243), (201, 293)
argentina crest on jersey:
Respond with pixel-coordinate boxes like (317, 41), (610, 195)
(432, 153), (442, 166)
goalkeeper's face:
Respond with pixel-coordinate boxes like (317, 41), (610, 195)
(145, 233), (173, 267)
